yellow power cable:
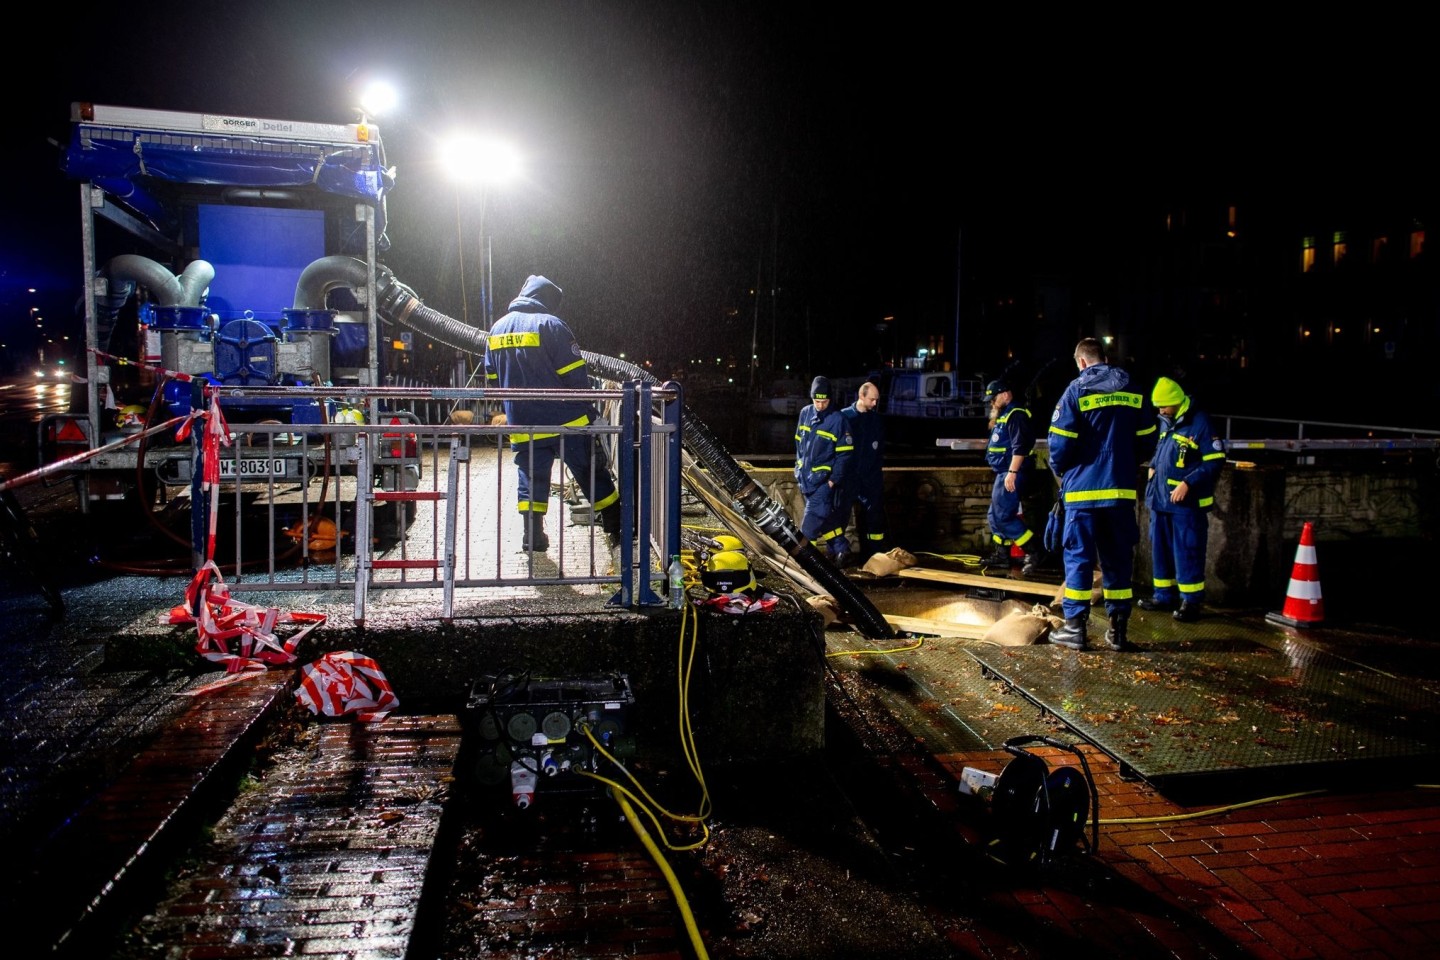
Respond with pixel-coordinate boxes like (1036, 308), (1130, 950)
(826, 635), (925, 658)
(1099, 782), (1440, 824)
(616, 790), (711, 960)
(1097, 789), (1329, 824)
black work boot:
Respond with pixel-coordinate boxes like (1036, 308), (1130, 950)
(1021, 546), (1051, 576)
(1136, 597), (1177, 612)
(1173, 602), (1203, 623)
(521, 517), (549, 553)
(599, 503), (622, 551)
(980, 544), (1014, 568)
(1104, 610), (1131, 651)
(1050, 614), (1089, 650)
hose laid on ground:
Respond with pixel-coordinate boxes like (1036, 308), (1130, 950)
(370, 264), (895, 639)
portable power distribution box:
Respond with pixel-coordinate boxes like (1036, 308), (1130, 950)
(465, 673), (636, 794)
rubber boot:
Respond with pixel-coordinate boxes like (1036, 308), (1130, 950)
(1104, 609), (1131, 651)
(1050, 614), (1089, 650)
(521, 515), (549, 553)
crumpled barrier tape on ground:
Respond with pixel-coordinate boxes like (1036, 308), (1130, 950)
(698, 591), (779, 615)
(295, 651), (399, 721)
(164, 561), (326, 673)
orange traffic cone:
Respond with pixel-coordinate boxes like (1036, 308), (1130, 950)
(1265, 521), (1324, 628)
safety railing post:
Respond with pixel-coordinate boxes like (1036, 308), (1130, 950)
(353, 428), (373, 625)
(663, 380), (683, 570)
(611, 381), (645, 606)
(443, 438), (465, 622)
(634, 381), (659, 605)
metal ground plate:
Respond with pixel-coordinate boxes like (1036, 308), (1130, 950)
(965, 611), (1440, 801)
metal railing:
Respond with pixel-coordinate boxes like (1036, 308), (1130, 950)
(186, 382), (682, 622)
(935, 414), (1440, 459)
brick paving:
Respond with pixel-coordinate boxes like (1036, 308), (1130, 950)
(922, 742), (1440, 959)
(119, 715), (461, 960)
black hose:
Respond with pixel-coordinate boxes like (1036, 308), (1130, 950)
(370, 268), (895, 639)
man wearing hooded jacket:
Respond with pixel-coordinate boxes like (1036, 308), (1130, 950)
(794, 375), (854, 565)
(1138, 376), (1225, 622)
(1046, 338), (1157, 651)
(485, 275), (620, 553)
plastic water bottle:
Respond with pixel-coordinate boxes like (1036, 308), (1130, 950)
(668, 555), (686, 609)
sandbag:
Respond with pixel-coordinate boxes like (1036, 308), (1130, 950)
(983, 603), (1065, 646)
(861, 547), (917, 577)
(806, 593), (842, 627)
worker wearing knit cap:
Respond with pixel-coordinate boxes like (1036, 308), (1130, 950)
(1137, 376), (1226, 623)
(794, 375), (855, 565)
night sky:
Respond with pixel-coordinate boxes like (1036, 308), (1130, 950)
(4, 2), (1429, 391)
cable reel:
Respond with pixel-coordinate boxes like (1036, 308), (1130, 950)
(985, 734), (1099, 869)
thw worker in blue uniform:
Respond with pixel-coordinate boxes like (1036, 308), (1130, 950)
(1137, 377), (1225, 622)
(839, 381), (887, 562)
(980, 378), (1048, 574)
(484, 275), (620, 553)
(794, 375), (854, 565)
(1046, 339), (1157, 651)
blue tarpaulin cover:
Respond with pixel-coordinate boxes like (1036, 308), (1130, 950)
(61, 121), (391, 247)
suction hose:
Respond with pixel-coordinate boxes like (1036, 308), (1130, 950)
(369, 265), (895, 639)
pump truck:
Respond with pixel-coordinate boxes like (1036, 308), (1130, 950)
(43, 101), (416, 516)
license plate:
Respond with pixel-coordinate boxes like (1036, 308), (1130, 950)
(219, 457), (288, 479)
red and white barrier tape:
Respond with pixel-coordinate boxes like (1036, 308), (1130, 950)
(165, 561), (326, 674)
(295, 651), (400, 722)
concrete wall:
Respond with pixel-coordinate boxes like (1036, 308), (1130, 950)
(338, 604), (828, 766)
(748, 459), (1439, 606)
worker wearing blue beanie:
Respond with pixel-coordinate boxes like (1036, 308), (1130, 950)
(794, 374), (854, 565)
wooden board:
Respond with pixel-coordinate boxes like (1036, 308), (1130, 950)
(894, 566), (1062, 599)
(882, 614), (989, 639)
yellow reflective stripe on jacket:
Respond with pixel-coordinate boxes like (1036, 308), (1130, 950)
(1064, 487), (1137, 503)
(834, 443), (854, 453)
(816, 429), (838, 442)
(1198, 496), (1214, 507)
(1201, 451), (1225, 462)
(1077, 391), (1143, 411)
(1136, 424), (1157, 437)
(556, 359), (585, 376)
(488, 331), (542, 350)
(1049, 425), (1079, 439)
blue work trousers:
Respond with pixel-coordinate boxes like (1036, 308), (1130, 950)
(987, 473), (1035, 548)
(802, 483), (847, 550)
(1061, 505), (1139, 620)
(514, 436), (618, 517)
(1148, 509), (1208, 605)
(841, 478), (887, 555)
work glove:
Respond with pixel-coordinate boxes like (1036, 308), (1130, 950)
(1043, 499), (1065, 554)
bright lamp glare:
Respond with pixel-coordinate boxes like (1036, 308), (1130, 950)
(359, 81), (398, 118)
(442, 135), (522, 186)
